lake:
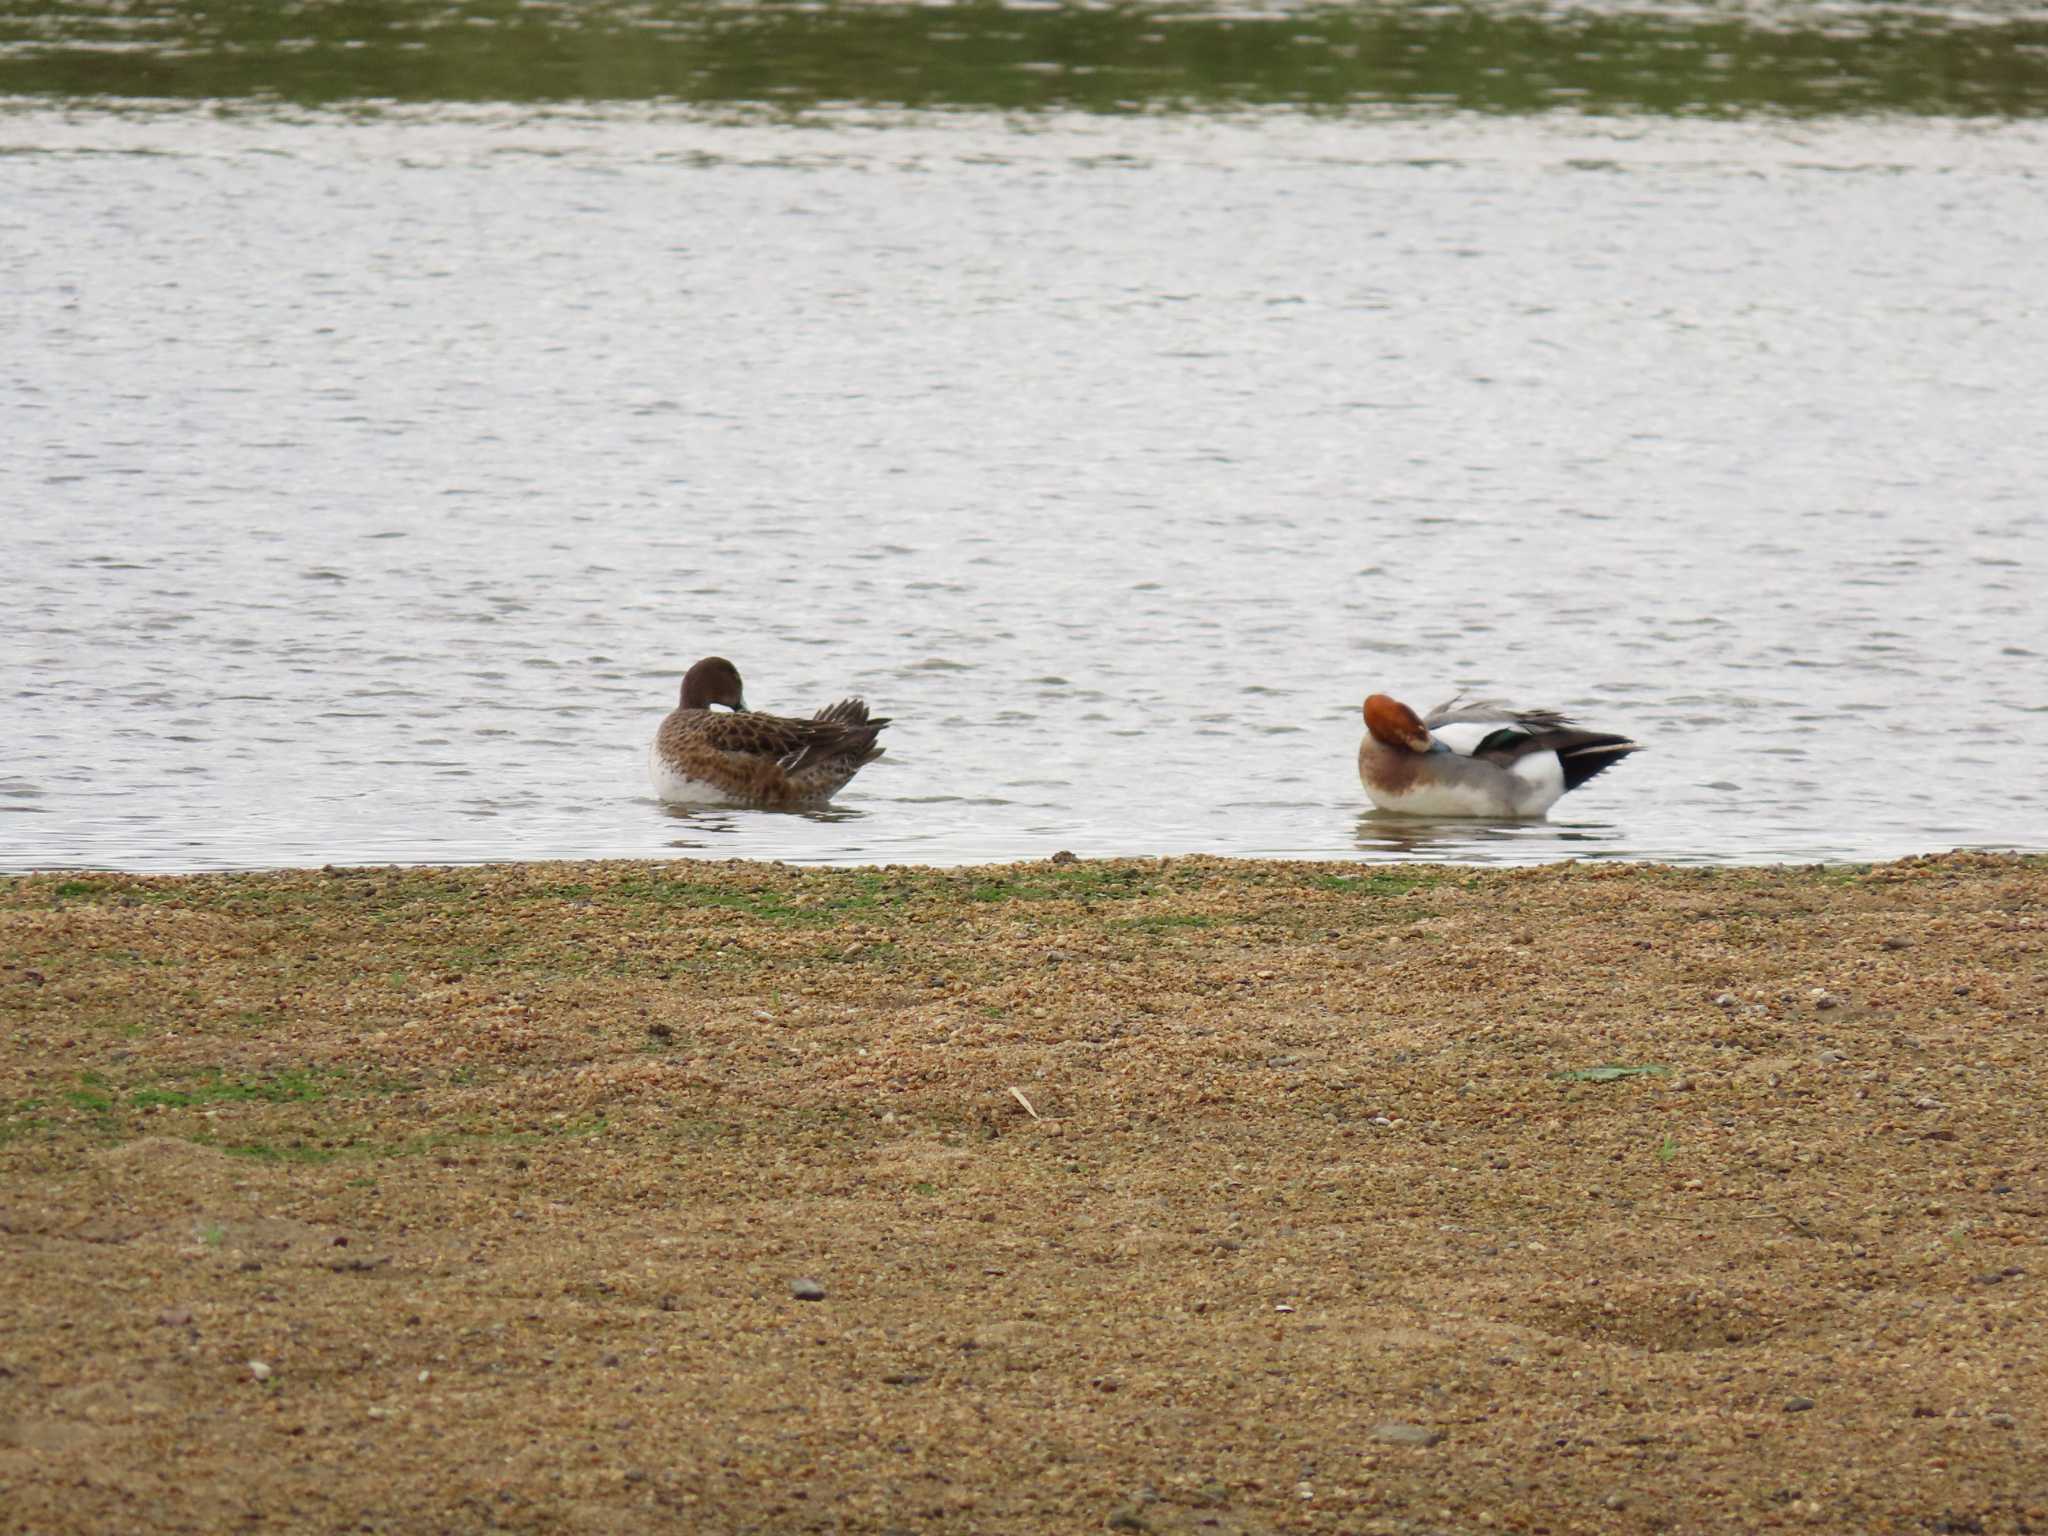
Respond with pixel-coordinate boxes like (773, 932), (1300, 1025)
(3, 1), (2044, 871)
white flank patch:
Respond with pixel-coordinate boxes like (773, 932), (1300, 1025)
(1506, 751), (1566, 816)
(649, 745), (747, 806)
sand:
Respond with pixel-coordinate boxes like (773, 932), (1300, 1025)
(2, 852), (2043, 1534)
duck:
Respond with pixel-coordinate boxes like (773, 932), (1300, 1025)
(1359, 693), (1639, 818)
(651, 656), (890, 810)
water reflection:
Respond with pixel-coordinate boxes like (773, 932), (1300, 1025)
(662, 802), (869, 838)
(1, 0), (2044, 116)
(1353, 809), (1629, 863)
(660, 803), (872, 855)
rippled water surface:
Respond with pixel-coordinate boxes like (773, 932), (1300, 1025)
(5, 102), (2044, 870)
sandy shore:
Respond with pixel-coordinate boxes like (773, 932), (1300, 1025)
(2, 852), (2043, 1534)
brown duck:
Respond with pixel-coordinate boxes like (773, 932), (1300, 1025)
(650, 657), (889, 809)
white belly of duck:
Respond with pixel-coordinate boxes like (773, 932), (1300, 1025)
(649, 744), (748, 806)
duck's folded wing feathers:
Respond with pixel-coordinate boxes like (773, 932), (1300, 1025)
(1424, 697), (1573, 733)
(776, 706), (890, 776)
(698, 711), (822, 764)
(812, 698), (879, 727)
(1472, 727), (1640, 791)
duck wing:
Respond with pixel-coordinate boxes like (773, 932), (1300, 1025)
(681, 709), (806, 762)
(812, 698), (884, 728)
(778, 700), (890, 776)
(1423, 697), (1573, 735)
(1421, 698), (1638, 792)
(1421, 699), (1572, 758)
(684, 709), (884, 778)
(1465, 723), (1640, 792)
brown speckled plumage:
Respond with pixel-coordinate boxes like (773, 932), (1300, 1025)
(651, 657), (889, 810)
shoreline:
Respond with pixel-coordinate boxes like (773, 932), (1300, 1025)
(4, 852), (2044, 1533)
(6, 837), (2040, 882)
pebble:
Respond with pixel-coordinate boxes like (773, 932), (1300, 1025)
(247, 1360), (273, 1382)
(789, 1277), (826, 1302)
(1816, 1050), (1846, 1065)
(1370, 1422), (1444, 1447)
(156, 1309), (193, 1327)
(1714, 992), (1738, 1008)
(1784, 1397), (1815, 1413)
(1987, 1412), (2016, 1429)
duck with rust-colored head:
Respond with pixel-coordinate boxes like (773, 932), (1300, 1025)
(651, 657), (890, 810)
(1359, 693), (1639, 818)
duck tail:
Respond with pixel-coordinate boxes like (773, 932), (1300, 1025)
(821, 698), (890, 767)
(780, 706), (892, 776)
(1552, 732), (1640, 793)
(812, 698), (875, 726)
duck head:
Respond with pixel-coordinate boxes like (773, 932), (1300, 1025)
(1363, 693), (1433, 753)
(680, 656), (747, 712)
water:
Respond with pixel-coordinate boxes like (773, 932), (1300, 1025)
(3, 29), (2045, 871)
